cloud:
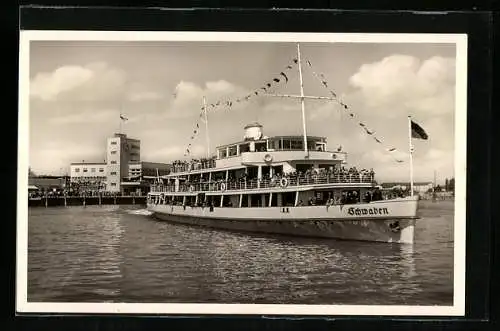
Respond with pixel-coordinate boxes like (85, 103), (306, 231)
(165, 80), (250, 119)
(349, 55), (455, 117)
(30, 62), (127, 102)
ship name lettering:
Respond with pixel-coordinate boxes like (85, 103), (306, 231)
(347, 207), (389, 216)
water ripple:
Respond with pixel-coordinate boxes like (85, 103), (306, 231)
(28, 201), (454, 304)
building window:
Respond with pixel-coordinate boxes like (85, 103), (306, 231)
(110, 171), (117, 175)
(99, 168), (104, 172)
(75, 168), (80, 172)
(83, 168), (88, 172)
(111, 141), (117, 145)
(111, 151), (117, 155)
(91, 168), (96, 172)
(110, 161), (117, 164)
(111, 182), (116, 186)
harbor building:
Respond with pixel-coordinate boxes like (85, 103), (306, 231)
(106, 133), (141, 192)
(68, 133), (171, 195)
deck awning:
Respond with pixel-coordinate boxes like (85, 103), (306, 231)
(28, 185), (38, 190)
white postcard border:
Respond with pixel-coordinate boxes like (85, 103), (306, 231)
(17, 30), (468, 316)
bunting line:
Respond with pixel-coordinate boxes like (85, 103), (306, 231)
(184, 58), (298, 156)
(304, 59), (405, 163)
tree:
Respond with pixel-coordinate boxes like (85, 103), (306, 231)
(28, 167), (36, 178)
(449, 178), (455, 192)
(445, 178), (449, 191)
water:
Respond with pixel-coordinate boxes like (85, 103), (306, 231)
(27, 200), (454, 305)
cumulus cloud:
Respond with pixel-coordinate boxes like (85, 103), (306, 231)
(349, 55), (455, 117)
(30, 62), (127, 101)
(165, 80), (250, 118)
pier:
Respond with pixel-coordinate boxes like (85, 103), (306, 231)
(28, 195), (147, 207)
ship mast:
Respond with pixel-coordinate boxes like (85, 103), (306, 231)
(262, 43), (338, 158)
(202, 96), (210, 158)
(296, 43), (309, 157)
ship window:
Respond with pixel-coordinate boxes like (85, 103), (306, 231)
(219, 148), (227, 158)
(270, 139), (279, 150)
(290, 140), (303, 150)
(255, 142), (266, 152)
(110, 172), (117, 175)
(110, 161), (117, 164)
(282, 139), (291, 150)
(228, 145), (237, 157)
(239, 143), (249, 153)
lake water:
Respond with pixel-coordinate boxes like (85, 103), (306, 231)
(27, 200), (454, 305)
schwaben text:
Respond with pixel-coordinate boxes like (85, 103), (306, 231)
(347, 207), (389, 216)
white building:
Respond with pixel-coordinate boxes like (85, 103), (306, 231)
(69, 162), (107, 192)
(106, 133), (141, 192)
(69, 133), (171, 194)
(70, 162), (107, 182)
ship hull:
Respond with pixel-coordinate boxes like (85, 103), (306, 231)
(147, 197), (418, 244)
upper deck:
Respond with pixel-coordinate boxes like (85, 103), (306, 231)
(169, 133), (346, 177)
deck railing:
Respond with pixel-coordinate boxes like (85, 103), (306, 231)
(150, 173), (375, 193)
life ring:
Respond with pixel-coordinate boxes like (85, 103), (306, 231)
(332, 154), (337, 159)
(220, 182), (227, 191)
(263, 154), (273, 162)
(280, 177), (289, 188)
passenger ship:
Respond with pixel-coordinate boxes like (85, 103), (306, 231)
(147, 122), (419, 244)
(146, 44), (419, 244)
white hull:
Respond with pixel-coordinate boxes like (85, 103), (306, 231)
(147, 196), (419, 244)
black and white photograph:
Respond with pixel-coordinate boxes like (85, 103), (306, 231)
(17, 31), (467, 316)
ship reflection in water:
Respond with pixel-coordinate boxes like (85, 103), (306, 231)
(27, 200), (453, 305)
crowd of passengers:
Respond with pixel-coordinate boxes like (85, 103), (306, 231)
(171, 157), (217, 172)
(164, 166), (376, 189)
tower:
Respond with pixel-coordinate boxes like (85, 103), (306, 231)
(106, 133), (141, 192)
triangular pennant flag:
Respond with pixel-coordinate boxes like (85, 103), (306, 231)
(273, 78), (280, 83)
(388, 148), (396, 152)
(280, 72), (289, 82)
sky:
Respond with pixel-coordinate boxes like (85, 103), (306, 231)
(28, 40), (457, 183)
